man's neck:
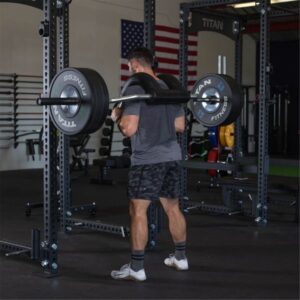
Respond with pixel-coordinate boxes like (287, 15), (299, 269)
(138, 68), (159, 81)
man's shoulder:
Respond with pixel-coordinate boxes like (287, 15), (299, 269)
(123, 85), (145, 96)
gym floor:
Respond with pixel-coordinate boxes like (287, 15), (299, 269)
(0, 167), (299, 299)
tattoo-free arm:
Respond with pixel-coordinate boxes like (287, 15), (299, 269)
(175, 115), (185, 133)
(119, 115), (139, 137)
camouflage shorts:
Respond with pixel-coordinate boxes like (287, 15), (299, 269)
(128, 161), (181, 201)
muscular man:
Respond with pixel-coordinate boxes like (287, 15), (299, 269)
(111, 47), (188, 282)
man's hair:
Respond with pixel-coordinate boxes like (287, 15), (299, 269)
(127, 47), (155, 68)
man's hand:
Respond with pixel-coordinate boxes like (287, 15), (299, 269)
(111, 106), (123, 123)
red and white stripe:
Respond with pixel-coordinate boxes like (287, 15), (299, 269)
(121, 24), (198, 90)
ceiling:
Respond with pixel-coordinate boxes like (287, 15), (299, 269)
(193, 1), (299, 41)
(1, 0), (299, 41)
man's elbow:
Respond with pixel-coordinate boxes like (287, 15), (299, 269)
(175, 118), (185, 133)
(119, 122), (137, 137)
(176, 126), (185, 133)
(122, 128), (136, 137)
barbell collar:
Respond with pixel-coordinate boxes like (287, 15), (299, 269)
(37, 97), (81, 106)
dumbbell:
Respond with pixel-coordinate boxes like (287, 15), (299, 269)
(99, 147), (110, 156)
(122, 147), (131, 156)
(105, 118), (113, 126)
(123, 137), (131, 147)
(101, 138), (110, 146)
(102, 127), (112, 137)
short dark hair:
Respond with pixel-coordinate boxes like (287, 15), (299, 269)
(127, 47), (155, 68)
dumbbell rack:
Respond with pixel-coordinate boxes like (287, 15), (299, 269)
(91, 114), (132, 185)
(100, 117), (114, 157)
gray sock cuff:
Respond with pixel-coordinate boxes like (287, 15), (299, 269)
(175, 241), (186, 249)
(132, 250), (145, 255)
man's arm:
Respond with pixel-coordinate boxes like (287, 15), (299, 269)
(118, 114), (139, 137)
(114, 86), (143, 137)
(175, 115), (185, 133)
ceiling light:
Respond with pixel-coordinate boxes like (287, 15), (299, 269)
(231, 0), (298, 9)
(232, 2), (258, 8)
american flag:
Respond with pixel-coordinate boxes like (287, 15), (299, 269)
(121, 19), (198, 90)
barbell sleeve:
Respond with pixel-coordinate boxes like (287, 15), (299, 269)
(37, 97), (81, 106)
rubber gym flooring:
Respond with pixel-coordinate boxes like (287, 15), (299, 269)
(0, 166), (299, 299)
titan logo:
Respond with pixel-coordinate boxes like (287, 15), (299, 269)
(202, 18), (224, 31)
(63, 74), (87, 96)
(52, 105), (76, 128)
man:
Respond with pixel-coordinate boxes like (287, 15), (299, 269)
(111, 47), (188, 282)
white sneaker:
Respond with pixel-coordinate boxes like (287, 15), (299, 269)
(164, 254), (189, 270)
(111, 264), (147, 281)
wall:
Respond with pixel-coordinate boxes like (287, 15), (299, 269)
(0, 0), (256, 171)
(197, 32), (256, 84)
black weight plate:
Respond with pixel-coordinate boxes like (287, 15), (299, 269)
(50, 68), (93, 135)
(49, 68), (109, 136)
(76, 69), (99, 134)
(81, 68), (109, 134)
(99, 147), (109, 156)
(219, 75), (243, 125)
(102, 127), (112, 136)
(105, 118), (113, 126)
(190, 73), (243, 127)
(101, 138), (110, 146)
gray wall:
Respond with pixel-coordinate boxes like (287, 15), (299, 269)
(0, 0), (256, 171)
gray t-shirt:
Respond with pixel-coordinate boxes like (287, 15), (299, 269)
(122, 80), (184, 166)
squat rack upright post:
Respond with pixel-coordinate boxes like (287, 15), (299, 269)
(41, 0), (59, 276)
(256, 0), (270, 225)
(57, 0), (71, 234)
(0, 0), (59, 276)
(144, 0), (161, 248)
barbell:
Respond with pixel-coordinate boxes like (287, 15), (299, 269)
(37, 67), (243, 136)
